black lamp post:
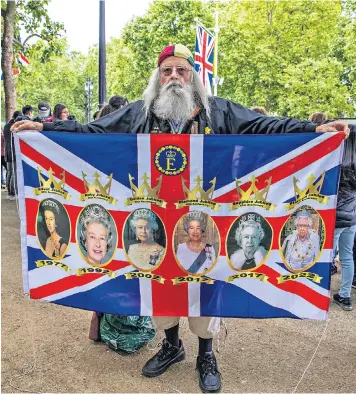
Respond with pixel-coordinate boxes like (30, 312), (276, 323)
(99, 0), (106, 107)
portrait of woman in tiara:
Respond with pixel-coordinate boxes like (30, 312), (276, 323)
(280, 207), (323, 272)
(227, 213), (272, 271)
(37, 198), (70, 259)
(174, 211), (219, 275)
(124, 209), (166, 271)
(77, 204), (117, 266)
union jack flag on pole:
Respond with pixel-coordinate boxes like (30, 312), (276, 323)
(194, 23), (215, 96)
(15, 132), (344, 320)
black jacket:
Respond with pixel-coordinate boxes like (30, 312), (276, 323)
(3, 120), (15, 163)
(43, 97), (317, 135)
(336, 126), (356, 228)
(3, 116), (31, 162)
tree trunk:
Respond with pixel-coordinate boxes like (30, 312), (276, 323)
(1, 1), (17, 122)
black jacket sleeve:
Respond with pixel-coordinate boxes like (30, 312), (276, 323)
(42, 101), (146, 133)
(210, 98), (317, 134)
(336, 126), (356, 227)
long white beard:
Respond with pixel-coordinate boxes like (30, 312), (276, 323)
(153, 82), (196, 123)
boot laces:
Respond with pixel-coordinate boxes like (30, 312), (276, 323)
(201, 355), (217, 375)
(157, 341), (176, 361)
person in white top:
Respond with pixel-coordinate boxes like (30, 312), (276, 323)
(176, 211), (216, 275)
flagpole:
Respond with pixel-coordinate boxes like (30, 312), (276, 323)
(99, 0), (107, 108)
(194, 19), (213, 35)
(213, 0), (220, 97)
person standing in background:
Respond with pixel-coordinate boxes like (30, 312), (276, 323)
(21, 105), (34, 120)
(309, 111), (339, 275)
(3, 110), (22, 200)
(45, 103), (69, 122)
(309, 112), (328, 124)
(33, 102), (52, 123)
(332, 125), (356, 311)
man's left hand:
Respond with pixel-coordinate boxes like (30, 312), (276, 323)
(316, 121), (350, 139)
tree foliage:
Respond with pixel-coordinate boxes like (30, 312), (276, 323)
(106, 39), (137, 102)
(4, 0), (356, 122)
(121, 0), (214, 99)
(16, 39), (91, 123)
(218, 0), (353, 118)
(1, 0), (64, 121)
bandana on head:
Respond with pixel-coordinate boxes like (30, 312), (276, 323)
(158, 44), (195, 67)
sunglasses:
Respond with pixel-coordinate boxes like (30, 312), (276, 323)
(160, 66), (192, 77)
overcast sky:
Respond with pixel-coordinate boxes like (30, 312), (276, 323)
(46, 0), (151, 54)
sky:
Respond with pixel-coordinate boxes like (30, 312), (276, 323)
(46, 0), (151, 54)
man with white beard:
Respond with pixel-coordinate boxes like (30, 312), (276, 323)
(12, 44), (350, 393)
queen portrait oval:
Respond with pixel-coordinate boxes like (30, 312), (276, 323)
(36, 198), (71, 260)
(226, 212), (272, 271)
(280, 207), (324, 272)
(77, 204), (118, 267)
(123, 208), (166, 272)
(173, 210), (220, 276)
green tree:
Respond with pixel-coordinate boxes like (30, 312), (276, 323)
(16, 39), (89, 123)
(335, 0), (356, 113)
(1, 0), (64, 121)
(4, 0), (355, 123)
(218, 0), (353, 118)
(106, 38), (137, 101)
(280, 58), (352, 118)
(82, 45), (100, 114)
(121, 0), (214, 99)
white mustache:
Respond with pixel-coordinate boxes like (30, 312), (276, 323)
(153, 82), (195, 122)
(167, 81), (183, 87)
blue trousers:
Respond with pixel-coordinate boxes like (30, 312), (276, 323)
(333, 225), (356, 297)
(1, 157), (6, 185)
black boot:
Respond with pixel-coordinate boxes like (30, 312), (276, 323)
(196, 351), (221, 393)
(142, 338), (185, 377)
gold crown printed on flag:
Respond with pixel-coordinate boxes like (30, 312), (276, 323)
(165, 149), (176, 159)
(229, 175), (275, 211)
(285, 171), (329, 210)
(79, 171), (117, 205)
(175, 175), (220, 211)
(124, 173), (166, 208)
(34, 167), (71, 200)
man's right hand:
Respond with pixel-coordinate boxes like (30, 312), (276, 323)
(11, 120), (43, 133)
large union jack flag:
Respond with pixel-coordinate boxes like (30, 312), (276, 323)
(194, 25), (215, 95)
(15, 132), (344, 320)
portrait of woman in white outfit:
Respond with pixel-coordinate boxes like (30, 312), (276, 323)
(176, 211), (218, 275)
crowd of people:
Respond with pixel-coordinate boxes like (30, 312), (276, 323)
(1, 98), (127, 200)
(2, 102), (69, 200)
(4, 43), (356, 393)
